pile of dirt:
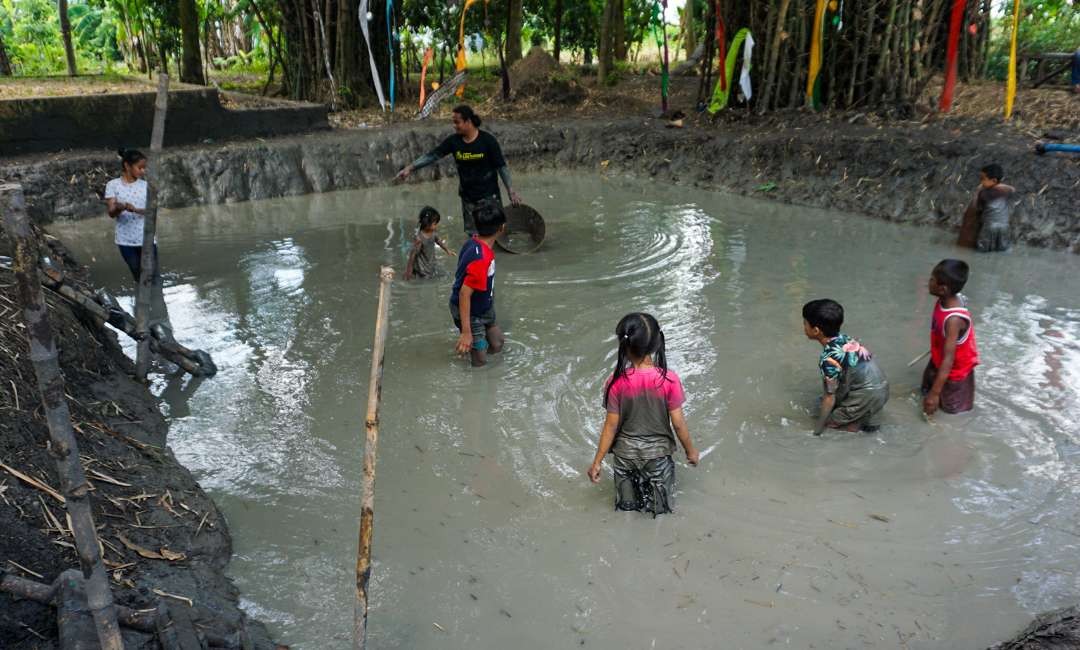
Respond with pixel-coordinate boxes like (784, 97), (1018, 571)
(504, 46), (587, 106)
(0, 228), (274, 648)
(508, 46), (558, 89)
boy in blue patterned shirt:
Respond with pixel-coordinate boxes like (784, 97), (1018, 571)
(802, 299), (890, 435)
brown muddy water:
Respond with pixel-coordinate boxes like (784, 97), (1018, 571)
(52, 173), (1080, 649)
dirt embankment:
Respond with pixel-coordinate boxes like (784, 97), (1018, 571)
(0, 230), (274, 648)
(4, 111), (1078, 251)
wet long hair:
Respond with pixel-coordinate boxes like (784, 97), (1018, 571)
(603, 312), (669, 409)
(418, 206), (441, 230)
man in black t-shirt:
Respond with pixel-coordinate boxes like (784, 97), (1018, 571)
(395, 105), (522, 235)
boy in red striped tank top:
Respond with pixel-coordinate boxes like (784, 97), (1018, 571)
(922, 259), (980, 415)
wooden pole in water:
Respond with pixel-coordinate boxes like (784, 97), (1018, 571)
(135, 72), (170, 381)
(1, 183), (124, 650)
(355, 265), (395, 650)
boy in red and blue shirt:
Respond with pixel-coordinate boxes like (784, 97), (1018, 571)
(450, 203), (506, 366)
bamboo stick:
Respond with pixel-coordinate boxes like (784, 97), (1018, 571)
(135, 72), (170, 381)
(1, 183), (124, 650)
(354, 265), (395, 650)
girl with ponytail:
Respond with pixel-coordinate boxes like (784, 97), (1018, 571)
(588, 313), (698, 516)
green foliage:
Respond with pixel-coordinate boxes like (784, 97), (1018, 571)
(986, 0), (1079, 80)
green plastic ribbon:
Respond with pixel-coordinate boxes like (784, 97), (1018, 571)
(708, 27), (749, 114)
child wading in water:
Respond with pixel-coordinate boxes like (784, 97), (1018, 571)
(404, 206), (454, 280)
(973, 163), (1015, 253)
(923, 259), (980, 415)
(802, 299), (890, 435)
(450, 204), (506, 367)
(588, 313), (699, 516)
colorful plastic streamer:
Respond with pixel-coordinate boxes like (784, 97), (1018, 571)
(738, 31), (755, 101)
(455, 0), (481, 97)
(805, 0), (827, 108)
(419, 47), (433, 108)
(1004, 0), (1021, 119)
(358, 0), (387, 110)
(939, 0), (965, 112)
(708, 28), (751, 114)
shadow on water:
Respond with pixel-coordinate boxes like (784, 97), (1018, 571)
(51, 173), (1080, 649)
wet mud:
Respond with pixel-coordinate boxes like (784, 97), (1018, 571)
(0, 230), (274, 648)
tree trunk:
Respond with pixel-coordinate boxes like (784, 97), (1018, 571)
(758, 0), (791, 112)
(506, 0), (523, 64)
(336, 0), (363, 104)
(57, 0), (77, 76)
(612, 0), (626, 61)
(787, 4), (807, 108)
(598, 0), (614, 80)
(0, 29), (12, 75)
(871, 0), (899, 104)
(179, 0), (205, 84)
(553, 0), (563, 64)
(681, 0), (696, 59)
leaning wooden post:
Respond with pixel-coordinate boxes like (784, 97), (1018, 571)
(1, 183), (124, 650)
(354, 265), (395, 650)
(135, 72), (170, 381)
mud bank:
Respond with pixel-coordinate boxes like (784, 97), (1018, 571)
(3, 113), (1079, 251)
(0, 230), (274, 648)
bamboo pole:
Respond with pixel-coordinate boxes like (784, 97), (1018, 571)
(1, 184), (124, 650)
(354, 265), (395, 650)
(135, 72), (170, 381)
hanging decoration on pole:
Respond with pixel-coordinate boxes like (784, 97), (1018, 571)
(359, 0), (387, 111)
(419, 47), (434, 108)
(805, 0), (828, 109)
(455, 0), (482, 97)
(939, 0), (965, 112)
(1004, 0), (1021, 119)
(738, 31), (755, 103)
(386, 0), (397, 111)
(708, 28), (752, 114)
(418, 70), (467, 119)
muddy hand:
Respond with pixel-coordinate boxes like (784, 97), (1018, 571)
(587, 463), (602, 483)
(395, 167), (412, 182)
(923, 393), (940, 416)
(455, 333), (473, 356)
(686, 448), (700, 466)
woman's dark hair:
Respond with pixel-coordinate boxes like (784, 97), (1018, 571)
(603, 313), (668, 409)
(452, 104), (481, 127)
(118, 148), (147, 170)
(933, 258), (969, 294)
(802, 299), (844, 337)
(980, 163), (1004, 182)
(418, 206), (441, 229)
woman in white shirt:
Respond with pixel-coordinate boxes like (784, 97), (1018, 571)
(103, 149), (156, 281)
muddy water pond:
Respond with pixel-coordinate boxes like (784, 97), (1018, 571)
(52, 173), (1080, 649)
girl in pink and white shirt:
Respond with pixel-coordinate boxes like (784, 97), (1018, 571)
(587, 313), (698, 516)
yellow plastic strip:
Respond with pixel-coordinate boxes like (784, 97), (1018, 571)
(1004, 0), (1021, 119)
